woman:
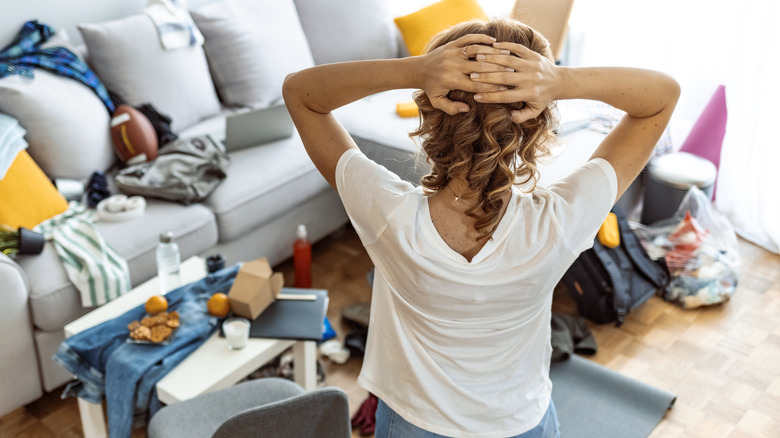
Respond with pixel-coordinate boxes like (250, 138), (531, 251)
(283, 18), (679, 438)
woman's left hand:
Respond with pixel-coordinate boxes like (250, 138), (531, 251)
(468, 41), (563, 123)
(416, 34), (517, 115)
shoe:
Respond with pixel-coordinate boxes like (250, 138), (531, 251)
(344, 330), (367, 358)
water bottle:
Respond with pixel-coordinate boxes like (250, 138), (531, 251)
(293, 224), (312, 288)
(156, 231), (181, 293)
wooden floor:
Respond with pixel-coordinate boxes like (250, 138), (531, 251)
(1, 225), (778, 438)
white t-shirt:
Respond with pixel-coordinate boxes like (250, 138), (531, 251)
(335, 148), (617, 437)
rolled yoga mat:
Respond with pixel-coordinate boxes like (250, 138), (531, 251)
(550, 355), (676, 438)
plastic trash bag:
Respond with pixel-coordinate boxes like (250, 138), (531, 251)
(633, 186), (739, 309)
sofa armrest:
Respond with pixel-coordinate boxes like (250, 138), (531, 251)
(0, 253), (43, 416)
(0, 252), (28, 291)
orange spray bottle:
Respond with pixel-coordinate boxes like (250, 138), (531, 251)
(294, 224), (312, 288)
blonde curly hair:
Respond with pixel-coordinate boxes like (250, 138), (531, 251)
(413, 18), (557, 237)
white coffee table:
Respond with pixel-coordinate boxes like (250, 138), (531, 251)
(63, 256), (318, 438)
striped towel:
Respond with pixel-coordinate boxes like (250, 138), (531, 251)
(144, 0), (204, 50)
(35, 202), (131, 307)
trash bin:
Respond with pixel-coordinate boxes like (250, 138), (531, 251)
(641, 152), (717, 225)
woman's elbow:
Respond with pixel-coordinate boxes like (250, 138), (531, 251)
(282, 72), (299, 103)
(664, 75), (682, 108)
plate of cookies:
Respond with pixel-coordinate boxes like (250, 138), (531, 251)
(127, 311), (181, 344)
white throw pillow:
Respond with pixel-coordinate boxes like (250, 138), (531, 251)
(78, 14), (221, 133)
(293, 0), (399, 65)
(0, 70), (115, 180)
(191, 0), (315, 107)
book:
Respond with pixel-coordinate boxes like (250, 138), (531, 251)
(220, 288), (328, 341)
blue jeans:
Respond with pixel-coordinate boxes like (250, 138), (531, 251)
(53, 265), (240, 438)
(375, 399), (560, 438)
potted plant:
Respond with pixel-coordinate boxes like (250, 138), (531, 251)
(0, 225), (45, 256)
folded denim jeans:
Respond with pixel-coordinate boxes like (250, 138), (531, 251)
(54, 265), (240, 438)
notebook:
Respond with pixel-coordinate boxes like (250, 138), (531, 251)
(220, 288), (329, 341)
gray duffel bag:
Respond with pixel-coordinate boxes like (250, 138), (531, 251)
(116, 135), (229, 204)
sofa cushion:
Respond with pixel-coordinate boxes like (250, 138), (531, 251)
(334, 89), (420, 155)
(293, 0), (398, 65)
(0, 31), (116, 180)
(201, 132), (329, 243)
(17, 200), (217, 332)
(78, 14), (221, 133)
(0, 69), (116, 180)
(334, 89), (432, 183)
(191, 0), (314, 107)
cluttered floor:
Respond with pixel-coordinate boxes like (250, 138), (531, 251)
(1, 224), (778, 438)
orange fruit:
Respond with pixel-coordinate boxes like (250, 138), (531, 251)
(145, 295), (168, 314)
(208, 293), (231, 317)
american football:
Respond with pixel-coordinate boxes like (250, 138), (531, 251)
(110, 105), (158, 163)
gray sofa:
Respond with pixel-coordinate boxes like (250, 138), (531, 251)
(0, 0), (427, 416)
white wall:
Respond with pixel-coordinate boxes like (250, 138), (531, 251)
(389, 0), (514, 17)
(0, 0), (218, 47)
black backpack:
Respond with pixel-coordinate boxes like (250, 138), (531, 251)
(560, 208), (668, 326)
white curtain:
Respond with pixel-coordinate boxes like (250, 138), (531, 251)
(715, 1), (780, 253)
(567, 0), (780, 253)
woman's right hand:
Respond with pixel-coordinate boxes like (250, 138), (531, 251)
(416, 34), (516, 115)
(467, 41), (564, 124)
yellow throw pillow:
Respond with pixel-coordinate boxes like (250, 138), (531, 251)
(0, 151), (68, 229)
(394, 0), (489, 56)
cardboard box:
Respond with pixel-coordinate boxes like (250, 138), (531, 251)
(228, 257), (284, 320)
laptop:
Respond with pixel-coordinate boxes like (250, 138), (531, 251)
(216, 104), (295, 152)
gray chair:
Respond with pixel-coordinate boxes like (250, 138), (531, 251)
(148, 378), (351, 438)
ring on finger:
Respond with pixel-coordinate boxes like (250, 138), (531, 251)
(462, 47), (468, 58)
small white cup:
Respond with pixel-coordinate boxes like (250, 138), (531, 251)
(223, 317), (250, 350)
